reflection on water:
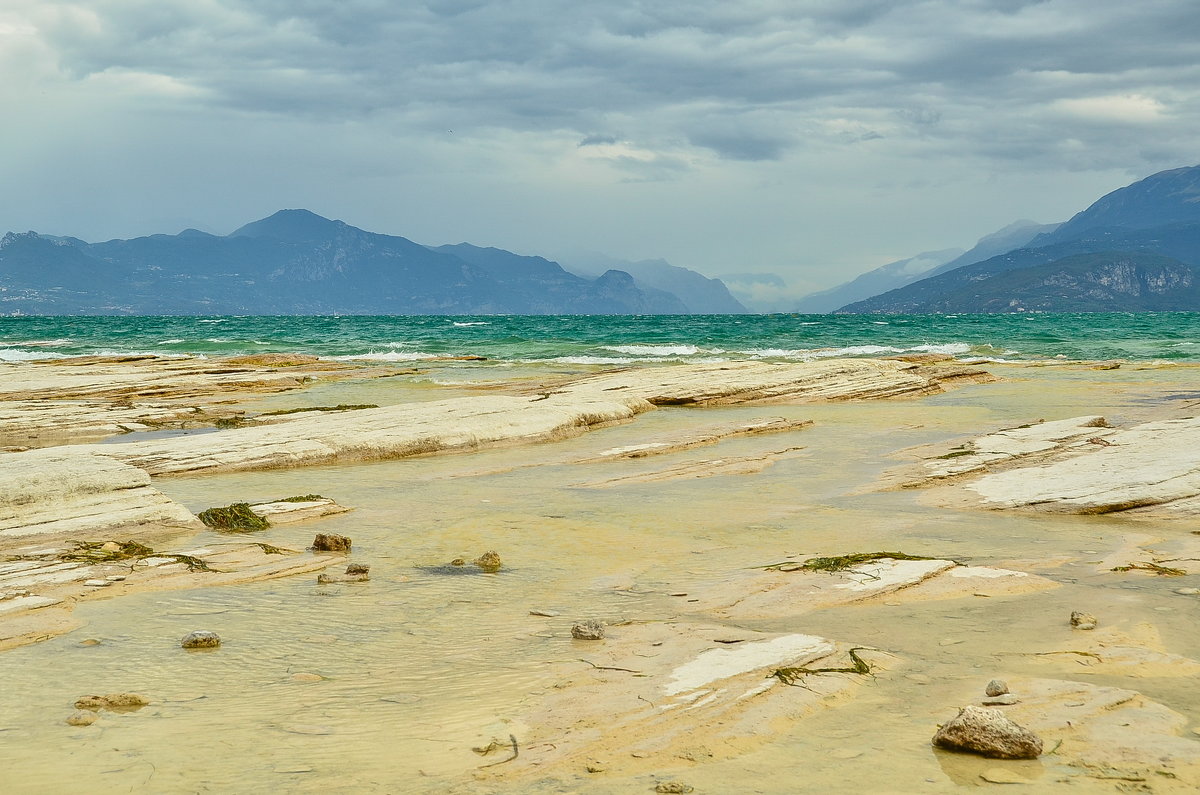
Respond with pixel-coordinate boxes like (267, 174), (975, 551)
(2, 364), (1199, 792)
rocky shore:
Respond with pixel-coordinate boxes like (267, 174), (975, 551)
(2, 353), (1199, 792)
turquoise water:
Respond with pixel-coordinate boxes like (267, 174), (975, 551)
(0, 313), (1197, 364)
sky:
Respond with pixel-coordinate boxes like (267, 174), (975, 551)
(2, 0), (1198, 300)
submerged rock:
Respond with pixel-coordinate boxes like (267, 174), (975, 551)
(1070, 611), (1098, 630)
(655, 783), (694, 794)
(474, 551), (502, 573)
(345, 563), (370, 576)
(450, 558), (466, 566)
(197, 503), (270, 532)
(571, 620), (605, 640)
(181, 630), (221, 649)
(312, 533), (351, 553)
(316, 563), (370, 584)
(74, 693), (151, 710)
(66, 710), (98, 726)
(932, 705), (1043, 759)
(985, 679), (1009, 697)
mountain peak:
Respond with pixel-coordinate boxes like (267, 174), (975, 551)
(229, 209), (347, 241)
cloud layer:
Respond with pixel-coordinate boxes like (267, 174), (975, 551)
(2, 0), (1198, 294)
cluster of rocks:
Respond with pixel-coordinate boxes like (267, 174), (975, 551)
(66, 692), (151, 727)
(318, 563), (370, 584)
(448, 550), (503, 573)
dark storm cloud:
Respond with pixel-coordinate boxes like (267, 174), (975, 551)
(22, 0), (1198, 168)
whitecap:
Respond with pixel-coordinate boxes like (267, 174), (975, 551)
(0, 348), (70, 362)
(452, 321), (489, 327)
(603, 344), (701, 356)
(542, 356), (637, 365)
(158, 339), (185, 344)
(908, 343), (972, 355)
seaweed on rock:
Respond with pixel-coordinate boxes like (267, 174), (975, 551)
(198, 503), (270, 532)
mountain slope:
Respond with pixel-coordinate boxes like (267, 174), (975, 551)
(1, 211), (691, 315)
(919, 252), (1199, 313)
(561, 253), (746, 313)
(1036, 165), (1200, 245)
(794, 248), (962, 313)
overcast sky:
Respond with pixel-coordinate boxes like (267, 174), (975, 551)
(2, 1), (1197, 295)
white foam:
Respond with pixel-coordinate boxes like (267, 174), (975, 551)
(452, 321), (489, 326)
(329, 351), (442, 362)
(0, 349), (69, 362)
(603, 344), (702, 356)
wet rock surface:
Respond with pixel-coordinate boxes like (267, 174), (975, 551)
(571, 620), (605, 640)
(312, 533), (351, 553)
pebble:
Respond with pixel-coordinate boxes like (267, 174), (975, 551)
(66, 710), (98, 727)
(655, 783), (694, 794)
(982, 694), (1020, 706)
(78, 638), (101, 647)
(83, 580), (112, 588)
(585, 760), (607, 773)
(1070, 611), (1097, 631)
(1175, 587), (1200, 595)
(181, 630), (221, 649)
(985, 679), (1010, 697)
(105, 575), (126, 582)
(571, 619), (605, 640)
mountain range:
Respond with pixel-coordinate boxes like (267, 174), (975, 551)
(0, 211), (745, 315)
(835, 165), (1200, 313)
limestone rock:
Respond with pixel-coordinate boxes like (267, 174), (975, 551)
(316, 563), (369, 584)
(571, 620), (606, 640)
(345, 562), (369, 576)
(932, 706), (1043, 759)
(181, 630), (221, 649)
(66, 710), (98, 726)
(656, 783), (694, 794)
(1070, 611), (1098, 630)
(982, 694), (1020, 706)
(474, 551), (502, 573)
(985, 679), (1009, 697)
(312, 533), (351, 553)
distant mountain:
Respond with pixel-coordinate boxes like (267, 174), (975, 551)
(716, 272), (794, 313)
(910, 252), (1199, 313)
(0, 210), (694, 315)
(562, 254), (746, 313)
(433, 243), (687, 313)
(794, 220), (1060, 314)
(839, 165), (1200, 314)
(793, 248), (962, 313)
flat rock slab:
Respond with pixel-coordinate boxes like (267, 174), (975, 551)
(579, 447), (807, 487)
(0, 542), (339, 651)
(248, 498), (350, 524)
(0, 448), (200, 543)
(566, 359), (993, 406)
(75, 359), (993, 478)
(910, 414), (1200, 516)
(485, 622), (879, 780)
(581, 417), (814, 461)
(687, 558), (1056, 620)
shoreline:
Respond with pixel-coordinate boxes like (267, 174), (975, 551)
(1, 353), (1199, 791)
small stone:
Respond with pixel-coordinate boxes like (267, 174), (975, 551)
(571, 619), (605, 640)
(529, 609), (560, 617)
(1070, 611), (1097, 630)
(474, 551), (502, 573)
(99, 542), (121, 553)
(655, 783), (694, 794)
(181, 630), (221, 649)
(585, 760), (606, 773)
(78, 638), (101, 647)
(980, 768), (1030, 784)
(66, 710), (98, 726)
(985, 679), (1009, 697)
(83, 579), (112, 588)
(290, 673), (324, 683)
(312, 533), (351, 553)
(1175, 587), (1200, 596)
(932, 706), (1043, 759)
(105, 575), (126, 582)
(983, 694), (1020, 706)
(345, 562), (370, 575)
(450, 558), (466, 566)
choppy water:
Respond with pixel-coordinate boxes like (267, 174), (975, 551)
(0, 313), (1198, 364)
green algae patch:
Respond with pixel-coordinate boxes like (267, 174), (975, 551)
(61, 540), (154, 564)
(760, 551), (950, 573)
(274, 494), (327, 503)
(198, 503), (270, 532)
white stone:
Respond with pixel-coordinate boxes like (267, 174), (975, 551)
(663, 634), (834, 696)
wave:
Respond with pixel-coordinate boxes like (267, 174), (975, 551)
(0, 348), (70, 362)
(452, 321), (489, 327)
(602, 344), (703, 356)
(328, 351), (443, 362)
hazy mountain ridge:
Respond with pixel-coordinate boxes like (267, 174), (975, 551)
(838, 165), (1200, 314)
(0, 210), (705, 315)
(560, 253), (746, 313)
